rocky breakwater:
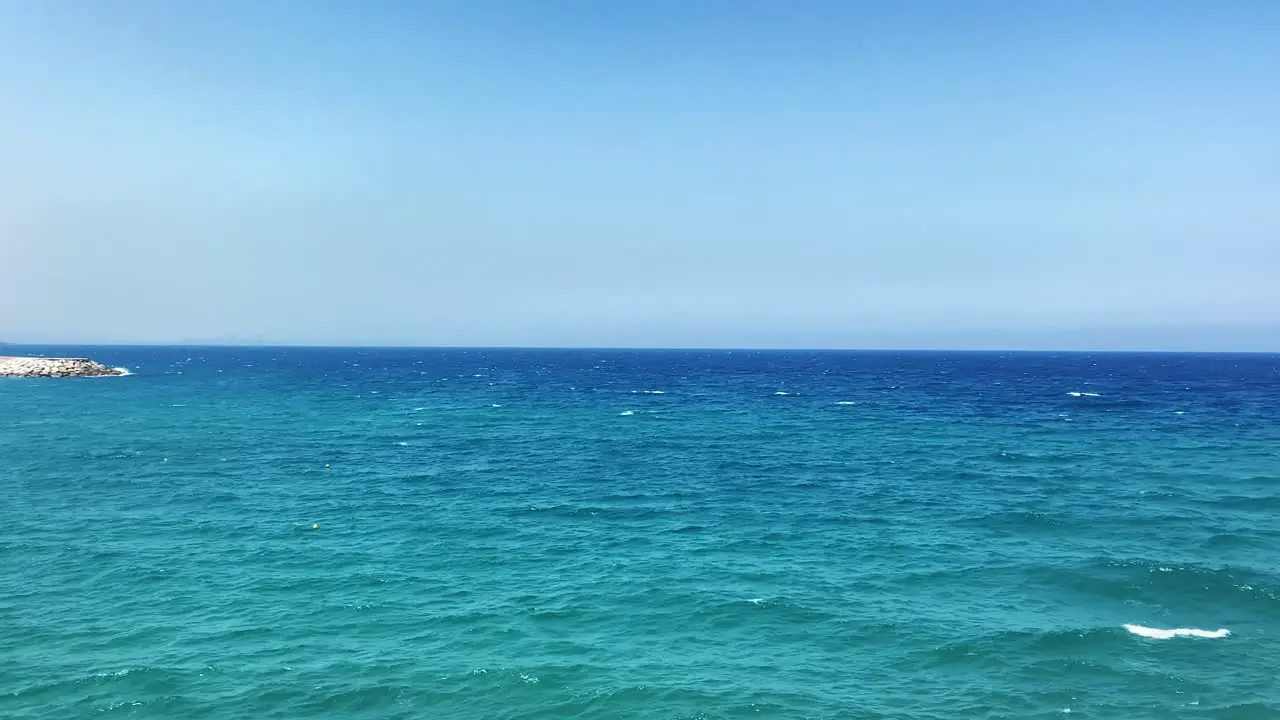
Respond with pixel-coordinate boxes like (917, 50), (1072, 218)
(0, 356), (128, 378)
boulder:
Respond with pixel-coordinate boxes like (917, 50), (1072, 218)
(0, 356), (128, 378)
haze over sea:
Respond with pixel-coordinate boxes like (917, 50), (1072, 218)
(2, 346), (1278, 718)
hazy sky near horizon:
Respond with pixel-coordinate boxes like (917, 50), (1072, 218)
(2, 1), (1278, 349)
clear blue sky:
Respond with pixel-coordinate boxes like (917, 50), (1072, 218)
(2, 1), (1277, 349)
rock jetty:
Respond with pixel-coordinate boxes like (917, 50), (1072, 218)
(0, 356), (127, 378)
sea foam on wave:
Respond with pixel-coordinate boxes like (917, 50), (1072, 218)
(1124, 624), (1229, 639)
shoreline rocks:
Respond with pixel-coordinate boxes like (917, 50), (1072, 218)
(0, 356), (128, 378)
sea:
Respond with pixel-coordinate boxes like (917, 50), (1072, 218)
(2, 347), (1278, 719)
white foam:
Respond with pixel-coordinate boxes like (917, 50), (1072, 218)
(644, 390), (665, 394)
(1067, 391), (1102, 397)
(491, 404), (502, 408)
(76, 367), (132, 378)
(396, 441), (409, 446)
(773, 391), (791, 396)
(1123, 624), (1229, 639)
(746, 598), (765, 605)
(619, 410), (634, 416)
(834, 401), (856, 405)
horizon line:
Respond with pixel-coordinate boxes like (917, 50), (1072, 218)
(2, 342), (1277, 356)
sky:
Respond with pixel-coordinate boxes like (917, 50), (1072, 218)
(1, 0), (1277, 350)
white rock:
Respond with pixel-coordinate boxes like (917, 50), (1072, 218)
(0, 356), (127, 378)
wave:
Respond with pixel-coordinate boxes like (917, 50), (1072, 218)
(619, 410), (634, 416)
(1123, 624), (1229, 639)
(929, 626), (1120, 662)
(1067, 391), (1102, 397)
(773, 391), (792, 396)
(77, 367), (133, 377)
(834, 401), (856, 405)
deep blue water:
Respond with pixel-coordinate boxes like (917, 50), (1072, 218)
(2, 347), (1279, 718)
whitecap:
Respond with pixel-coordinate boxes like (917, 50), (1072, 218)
(644, 390), (666, 395)
(491, 404), (502, 408)
(1123, 624), (1229, 639)
(396, 441), (409, 446)
(834, 401), (856, 406)
(1067, 391), (1102, 397)
(773, 391), (791, 396)
(746, 598), (765, 605)
(619, 410), (635, 416)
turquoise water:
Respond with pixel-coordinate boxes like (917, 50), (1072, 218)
(2, 347), (1278, 718)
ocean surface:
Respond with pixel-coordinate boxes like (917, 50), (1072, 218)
(2, 347), (1278, 719)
